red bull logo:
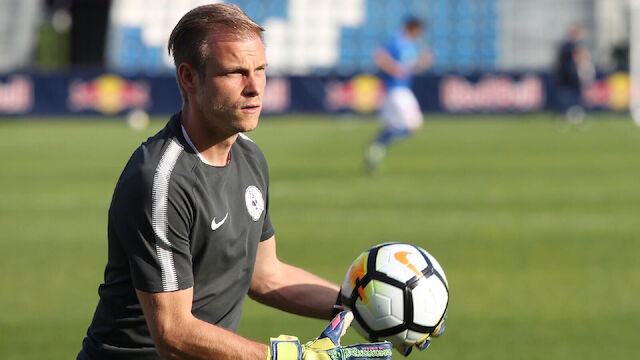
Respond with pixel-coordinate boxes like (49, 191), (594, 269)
(584, 72), (630, 111)
(262, 77), (290, 113)
(68, 74), (150, 115)
(0, 76), (33, 114)
(440, 75), (544, 112)
(325, 74), (385, 113)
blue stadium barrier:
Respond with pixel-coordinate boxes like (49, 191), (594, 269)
(0, 71), (628, 116)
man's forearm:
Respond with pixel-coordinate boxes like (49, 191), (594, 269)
(137, 288), (268, 360)
(250, 262), (340, 320)
(153, 314), (268, 360)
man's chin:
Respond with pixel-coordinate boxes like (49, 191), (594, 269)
(235, 125), (257, 134)
(234, 115), (260, 133)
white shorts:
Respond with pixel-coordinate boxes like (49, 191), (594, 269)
(380, 87), (423, 131)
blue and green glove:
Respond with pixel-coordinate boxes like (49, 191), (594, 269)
(268, 311), (392, 360)
(394, 312), (447, 357)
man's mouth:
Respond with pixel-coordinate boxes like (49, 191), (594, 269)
(241, 104), (261, 113)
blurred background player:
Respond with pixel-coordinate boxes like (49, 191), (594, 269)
(365, 17), (433, 173)
(553, 23), (595, 125)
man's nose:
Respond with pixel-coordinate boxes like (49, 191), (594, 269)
(243, 73), (263, 97)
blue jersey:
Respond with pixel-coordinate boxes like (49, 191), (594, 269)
(382, 31), (420, 89)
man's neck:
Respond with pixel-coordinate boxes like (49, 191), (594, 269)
(181, 108), (237, 166)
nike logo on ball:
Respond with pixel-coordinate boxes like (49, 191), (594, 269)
(394, 251), (424, 278)
(211, 213), (228, 230)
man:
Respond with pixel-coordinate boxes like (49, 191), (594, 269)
(77, 4), (396, 360)
(365, 17), (432, 172)
(554, 24), (594, 125)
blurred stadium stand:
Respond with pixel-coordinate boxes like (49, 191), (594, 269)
(101, 0), (625, 74)
(0, 0), (635, 116)
(0, 0), (41, 73)
(0, 0), (631, 75)
(104, 0), (501, 74)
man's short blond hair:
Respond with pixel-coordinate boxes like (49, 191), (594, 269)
(167, 4), (264, 102)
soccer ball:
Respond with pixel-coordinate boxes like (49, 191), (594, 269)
(341, 242), (449, 346)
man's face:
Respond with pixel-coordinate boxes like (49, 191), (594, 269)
(569, 26), (584, 42)
(406, 24), (423, 39)
(194, 34), (267, 135)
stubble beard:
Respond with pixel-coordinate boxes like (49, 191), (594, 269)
(195, 94), (241, 138)
(209, 104), (259, 135)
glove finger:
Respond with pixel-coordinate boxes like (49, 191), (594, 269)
(417, 338), (431, 351)
(432, 313), (447, 337)
(318, 310), (354, 346)
(393, 344), (411, 357)
(401, 346), (412, 357)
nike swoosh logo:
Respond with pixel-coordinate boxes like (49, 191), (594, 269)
(394, 251), (423, 278)
(211, 213), (228, 230)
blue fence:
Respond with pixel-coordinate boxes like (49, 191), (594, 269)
(0, 71), (628, 116)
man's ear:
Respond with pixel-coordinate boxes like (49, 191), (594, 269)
(178, 63), (199, 97)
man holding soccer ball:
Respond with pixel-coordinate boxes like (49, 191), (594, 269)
(77, 4), (442, 360)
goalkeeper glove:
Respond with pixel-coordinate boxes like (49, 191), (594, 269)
(394, 312), (447, 357)
(268, 311), (392, 360)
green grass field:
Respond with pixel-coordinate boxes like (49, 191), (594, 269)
(1, 114), (639, 359)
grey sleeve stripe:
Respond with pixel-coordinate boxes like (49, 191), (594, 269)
(151, 139), (184, 292)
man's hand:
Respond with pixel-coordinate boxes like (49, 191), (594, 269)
(268, 311), (392, 360)
(394, 312), (447, 357)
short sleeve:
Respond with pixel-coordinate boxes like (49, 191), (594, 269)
(384, 35), (400, 60)
(260, 210), (274, 241)
(109, 169), (194, 293)
(259, 155), (274, 242)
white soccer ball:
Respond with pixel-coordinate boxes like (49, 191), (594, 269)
(341, 242), (449, 346)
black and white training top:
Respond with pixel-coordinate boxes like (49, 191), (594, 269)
(78, 112), (274, 359)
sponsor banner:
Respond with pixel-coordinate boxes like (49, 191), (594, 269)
(583, 72), (630, 111)
(0, 72), (179, 116)
(324, 74), (385, 113)
(439, 74), (545, 112)
(68, 74), (151, 114)
(0, 75), (34, 113)
(0, 71), (631, 116)
(320, 73), (547, 114)
(262, 77), (290, 113)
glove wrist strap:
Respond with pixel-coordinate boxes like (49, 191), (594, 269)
(329, 289), (343, 318)
(268, 336), (302, 360)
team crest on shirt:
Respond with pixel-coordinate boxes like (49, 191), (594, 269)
(245, 186), (264, 221)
